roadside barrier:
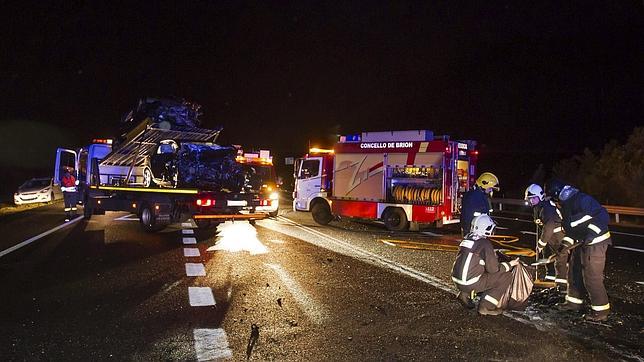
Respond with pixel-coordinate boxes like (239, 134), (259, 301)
(491, 198), (644, 226)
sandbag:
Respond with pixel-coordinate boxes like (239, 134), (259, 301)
(498, 262), (535, 311)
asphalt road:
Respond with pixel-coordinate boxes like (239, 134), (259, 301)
(0, 202), (642, 361)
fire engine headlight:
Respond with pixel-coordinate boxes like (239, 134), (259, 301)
(269, 192), (279, 200)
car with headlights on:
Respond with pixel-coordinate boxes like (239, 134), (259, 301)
(14, 177), (62, 205)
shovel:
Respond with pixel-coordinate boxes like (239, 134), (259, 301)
(531, 242), (582, 266)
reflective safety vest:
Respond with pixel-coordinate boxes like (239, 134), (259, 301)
(61, 174), (77, 193)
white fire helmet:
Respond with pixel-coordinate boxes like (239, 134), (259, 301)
(524, 184), (545, 201)
(470, 214), (496, 237)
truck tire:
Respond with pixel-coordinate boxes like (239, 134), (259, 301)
(383, 207), (408, 231)
(311, 201), (333, 225)
(140, 204), (165, 232)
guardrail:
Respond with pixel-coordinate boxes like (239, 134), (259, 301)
(491, 198), (644, 225)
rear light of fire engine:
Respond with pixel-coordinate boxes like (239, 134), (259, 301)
(196, 198), (215, 207)
(260, 199), (272, 206)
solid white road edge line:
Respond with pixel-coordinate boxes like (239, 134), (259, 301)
(271, 216), (533, 327)
(193, 328), (233, 361)
(265, 263), (327, 324)
(0, 215), (84, 258)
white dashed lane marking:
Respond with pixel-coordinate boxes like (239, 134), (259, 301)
(184, 248), (201, 257)
(182, 229), (195, 235)
(193, 328), (233, 361)
(183, 237), (197, 245)
(182, 222), (196, 228)
(188, 287), (216, 306)
(186, 263), (206, 276)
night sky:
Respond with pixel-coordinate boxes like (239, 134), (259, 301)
(1, 1), (642, 197)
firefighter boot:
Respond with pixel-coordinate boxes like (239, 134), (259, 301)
(556, 302), (581, 312)
(584, 311), (609, 322)
(456, 291), (475, 310)
(477, 303), (503, 316)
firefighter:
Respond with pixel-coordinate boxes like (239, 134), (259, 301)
(61, 167), (79, 222)
(524, 184), (568, 289)
(546, 179), (611, 321)
(460, 172), (499, 236)
(452, 214), (520, 315)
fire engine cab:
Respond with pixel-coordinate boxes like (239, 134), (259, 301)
(293, 130), (478, 231)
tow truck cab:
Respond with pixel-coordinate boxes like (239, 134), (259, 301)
(236, 149), (280, 217)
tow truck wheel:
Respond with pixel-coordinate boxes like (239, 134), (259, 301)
(311, 201), (333, 225)
(140, 204), (164, 232)
(383, 207), (409, 231)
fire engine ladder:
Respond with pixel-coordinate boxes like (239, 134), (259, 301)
(99, 118), (221, 185)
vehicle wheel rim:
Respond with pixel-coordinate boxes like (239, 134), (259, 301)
(143, 169), (151, 187)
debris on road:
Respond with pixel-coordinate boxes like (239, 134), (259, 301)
(246, 323), (260, 360)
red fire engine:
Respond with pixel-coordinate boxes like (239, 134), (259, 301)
(293, 130), (478, 231)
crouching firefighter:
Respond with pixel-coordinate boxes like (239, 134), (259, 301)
(524, 184), (568, 289)
(61, 167), (79, 222)
(547, 180), (611, 322)
(452, 214), (520, 315)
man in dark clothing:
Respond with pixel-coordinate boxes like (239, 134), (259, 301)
(524, 184), (568, 289)
(61, 167), (78, 222)
(547, 180), (611, 321)
(452, 214), (519, 315)
(461, 172), (499, 236)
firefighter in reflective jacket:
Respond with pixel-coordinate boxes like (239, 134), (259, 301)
(61, 167), (78, 222)
(460, 172), (499, 237)
(452, 214), (519, 315)
(547, 180), (611, 321)
(524, 184), (568, 288)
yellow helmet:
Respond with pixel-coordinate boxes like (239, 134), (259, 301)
(476, 172), (499, 191)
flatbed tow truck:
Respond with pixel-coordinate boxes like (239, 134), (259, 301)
(55, 117), (268, 232)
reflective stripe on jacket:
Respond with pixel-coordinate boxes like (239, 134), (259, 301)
(452, 237), (510, 286)
(560, 190), (611, 246)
